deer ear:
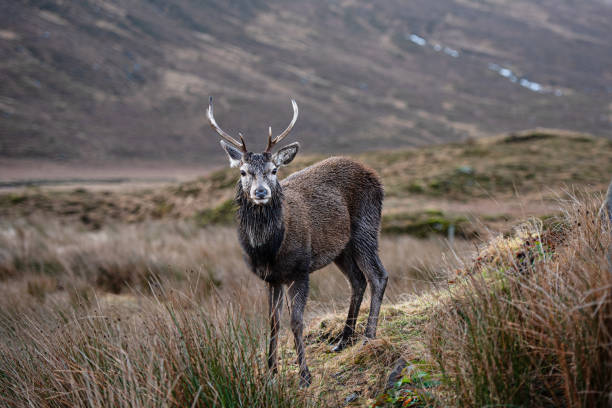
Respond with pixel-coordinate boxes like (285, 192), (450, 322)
(220, 140), (243, 168)
(273, 142), (299, 167)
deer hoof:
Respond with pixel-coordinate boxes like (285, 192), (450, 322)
(334, 336), (358, 352)
(299, 370), (312, 388)
(332, 341), (347, 352)
(362, 336), (375, 346)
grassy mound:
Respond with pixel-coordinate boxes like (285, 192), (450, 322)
(427, 194), (612, 407)
(296, 192), (612, 407)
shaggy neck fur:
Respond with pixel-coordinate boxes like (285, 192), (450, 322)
(236, 182), (285, 271)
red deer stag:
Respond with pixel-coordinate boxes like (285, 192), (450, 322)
(207, 97), (388, 387)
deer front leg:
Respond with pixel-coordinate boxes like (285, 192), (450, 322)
(287, 278), (312, 387)
(268, 283), (284, 374)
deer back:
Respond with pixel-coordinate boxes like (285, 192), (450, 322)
(280, 157), (383, 271)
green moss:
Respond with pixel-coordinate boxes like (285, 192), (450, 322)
(173, 183), (202, 198)
(382, 210), (472, 238)
(482, 214), (511, 222)
(372, 362), (439, 407)
(426, 167), (515, 198)
(0, 193), (28, 205)
(194, 199), (237, 226)
(209, 169), (238, 190)
(152, 200), (175, 219)
(461, 146), (490, 157)
(407, 182), (425, 194)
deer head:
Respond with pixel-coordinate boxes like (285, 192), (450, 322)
(207, 97), (299, 205)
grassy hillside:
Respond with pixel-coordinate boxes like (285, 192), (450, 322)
(2, 0), (612, 162)
(0, 180), (610, 407)
(3, 129), (612, 234)
(1, 132), (611, 406)
(302, 193), (612, 406)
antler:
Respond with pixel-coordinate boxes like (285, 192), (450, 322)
(266, 99), (298, 152)
(207, 97), (247, 152)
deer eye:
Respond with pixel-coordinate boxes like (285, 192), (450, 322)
(271, 168), (278, 175)
(240, 170), (246, 177)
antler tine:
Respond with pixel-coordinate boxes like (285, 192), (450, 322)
(207, 97), (247, 152)
(238, 132), (247, 152)
(266, 99), (298, 152)
(266, 126), (273, 153)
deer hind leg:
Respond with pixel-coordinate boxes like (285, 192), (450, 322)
(362, 253), (388, 339)
(353, 228), (388, 340)
(287, 277), (312, 387)
(333, 247), (367, 352)
(267, 283), (284, 374)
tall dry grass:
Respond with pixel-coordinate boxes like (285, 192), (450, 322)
(0, 216), (472, 310)
(428, 193), (612, 407)
(0, 215), (473, 407)
(0, 287), (310, 407)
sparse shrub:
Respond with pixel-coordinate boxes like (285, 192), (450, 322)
(152, 197), (175, 218)
(8, 193), (27, 205)
(504, 131), (557, 143)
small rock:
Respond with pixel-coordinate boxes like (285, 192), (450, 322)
(386, 357), (408, 390)
(345, 391), (360, 404)
(457, 165), (474, 175)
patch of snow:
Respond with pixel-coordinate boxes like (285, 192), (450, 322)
(487, 61), (561, 94)
(408, 37), (565, 96)
(443, 47), (459, 58)
(408, 34), (426, 46)
(519, 78), (542, 92)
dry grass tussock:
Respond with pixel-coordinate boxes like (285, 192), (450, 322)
(0, 289), (311, 407)
(428, 192), (612, 407)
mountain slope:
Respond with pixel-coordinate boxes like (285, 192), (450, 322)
(1, 0), (611, 163)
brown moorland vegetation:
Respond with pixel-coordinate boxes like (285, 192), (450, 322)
(1, 133), (611, 406)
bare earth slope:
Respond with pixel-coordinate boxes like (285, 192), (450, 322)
(1, 0), (611, 163)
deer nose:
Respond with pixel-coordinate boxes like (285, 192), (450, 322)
(255, 187), (268, 199)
